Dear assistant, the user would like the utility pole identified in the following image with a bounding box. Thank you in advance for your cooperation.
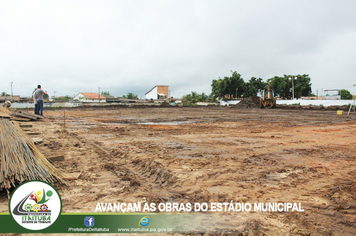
[11,82,13,101]
[290,76,297,100]
[98,87,100,104]
[54,90,57,98]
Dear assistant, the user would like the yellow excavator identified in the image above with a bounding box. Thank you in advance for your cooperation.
[260,84,277,108]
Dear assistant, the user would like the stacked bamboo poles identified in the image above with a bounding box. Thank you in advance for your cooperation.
[0,120,64,189]
[0,106,10,117]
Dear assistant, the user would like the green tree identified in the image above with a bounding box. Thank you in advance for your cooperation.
[339,89,353,100]
[101,91,110,95]
[211,71,246,99]
[267,74,311,99]
[212,72,313,100]
[183,91,198,103]
[1,92,10,96]
[52,95,71,102]
[182,91,210,103]
[125,93,138,99]
[61,95,71,102]
[267,75,291,99]
[244,77,267,97]
[211,78,224,99]
[197,92,208,102]
[294,74,312,98]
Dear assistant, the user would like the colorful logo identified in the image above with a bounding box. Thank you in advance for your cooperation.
[9,181,62,230]
[84,216,95,227]
[138,216,150,226]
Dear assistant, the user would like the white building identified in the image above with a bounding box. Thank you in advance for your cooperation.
[145,85,169,100]
[73,93,106,102]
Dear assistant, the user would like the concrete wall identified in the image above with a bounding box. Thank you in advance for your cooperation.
[220,99,355,107]
[11,102,82,109]
[276,99,354,107]
[219,100,241,106]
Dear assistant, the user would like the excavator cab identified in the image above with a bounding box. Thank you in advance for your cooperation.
[260,84,277,108]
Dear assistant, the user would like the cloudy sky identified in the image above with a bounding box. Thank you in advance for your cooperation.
[1,0,356,98]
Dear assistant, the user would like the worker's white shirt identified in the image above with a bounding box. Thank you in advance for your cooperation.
[33,91,37,104]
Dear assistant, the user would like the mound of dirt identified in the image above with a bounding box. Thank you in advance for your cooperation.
[160,101,170,107]
[235,96,261,109]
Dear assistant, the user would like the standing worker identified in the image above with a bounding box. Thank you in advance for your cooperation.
[34,85,47,116]
[32,88,38,114]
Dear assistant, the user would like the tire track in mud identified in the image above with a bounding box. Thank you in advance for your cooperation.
[82,137,187,207]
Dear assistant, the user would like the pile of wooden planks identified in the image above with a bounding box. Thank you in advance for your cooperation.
[0,108,45,122]
[9,111,44,122]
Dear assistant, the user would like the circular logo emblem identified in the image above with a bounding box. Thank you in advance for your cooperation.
[9,180,62,230]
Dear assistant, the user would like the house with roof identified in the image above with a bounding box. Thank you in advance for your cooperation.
[73,92,106,102]
[145,85,169,100]
[102,95,121,103]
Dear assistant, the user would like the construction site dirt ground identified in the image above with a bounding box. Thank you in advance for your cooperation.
[1,106,356,235]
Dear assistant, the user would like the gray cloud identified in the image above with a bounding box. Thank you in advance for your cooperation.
[1,0,356,98]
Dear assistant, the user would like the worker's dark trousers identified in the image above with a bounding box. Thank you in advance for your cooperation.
[34,103,38,114]
[37,100,44,116]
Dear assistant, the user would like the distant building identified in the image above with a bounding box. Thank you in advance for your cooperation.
[0,95,20,103]
[73,93,106,102]
[102,95,122,103]
[145,85,169,100]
